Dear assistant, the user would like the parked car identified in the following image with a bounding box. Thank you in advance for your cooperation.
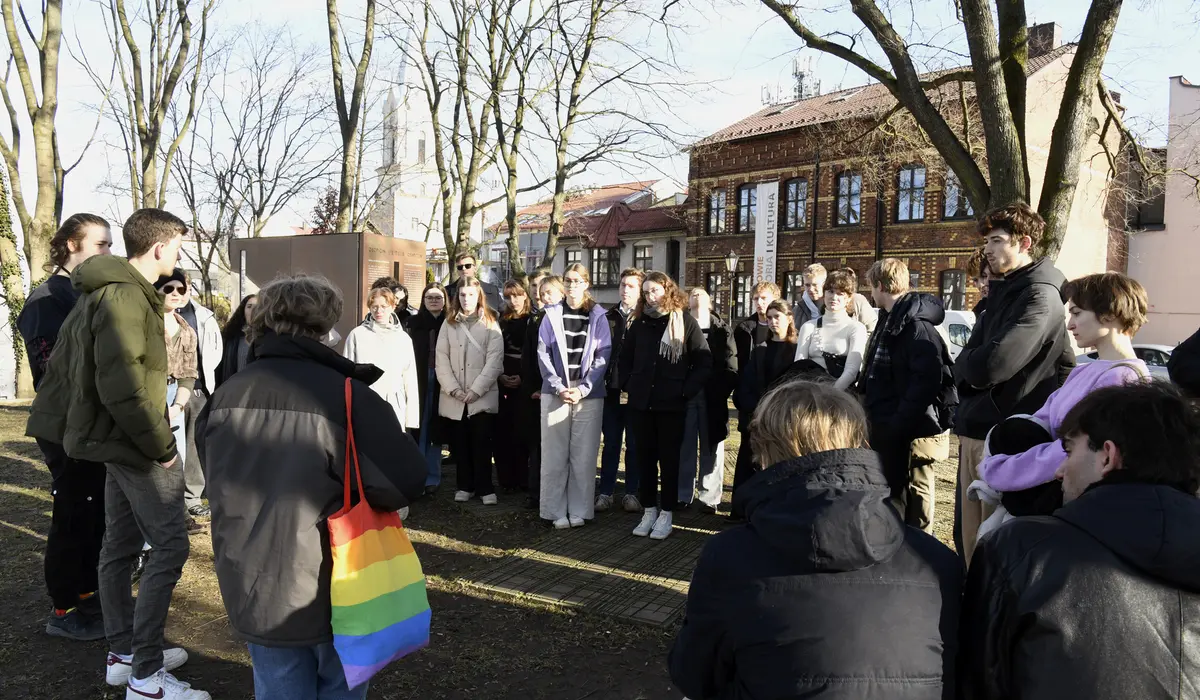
[936,310,975,362]
[1076,344,1172,379]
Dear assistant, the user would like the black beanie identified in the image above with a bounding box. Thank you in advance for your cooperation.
[154,268,187,291]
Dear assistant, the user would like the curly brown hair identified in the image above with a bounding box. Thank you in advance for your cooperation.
[977,201,1045,248]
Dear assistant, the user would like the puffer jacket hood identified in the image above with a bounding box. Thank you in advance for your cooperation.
[883,292,945,335]
[72,255,162,311]
[736,448,905,571]
[1059,481,1200,591]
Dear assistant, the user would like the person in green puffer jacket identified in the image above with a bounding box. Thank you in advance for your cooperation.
[27,208,213,700]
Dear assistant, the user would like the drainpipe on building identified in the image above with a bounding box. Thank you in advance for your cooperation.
[810,146,821,264]
[875,190,885,262]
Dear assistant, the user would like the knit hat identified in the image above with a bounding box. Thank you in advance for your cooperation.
[154,268,188,291]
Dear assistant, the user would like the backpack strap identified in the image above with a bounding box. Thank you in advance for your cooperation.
[1102,360,1150,382]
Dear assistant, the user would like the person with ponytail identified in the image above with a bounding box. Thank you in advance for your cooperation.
[16,213,113,641]
[536,263,611,528]
[436,277,505,505]
[618,271,712,540]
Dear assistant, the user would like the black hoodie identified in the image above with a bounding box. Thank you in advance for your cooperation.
[953,257,1075,439]
[16,274,80,389]
[670,448,962,700]
[959,482,1200,700]
[861,292,953,441]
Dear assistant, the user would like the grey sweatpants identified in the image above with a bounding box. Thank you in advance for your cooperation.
[98,461,190,680]
[539,395,602,522]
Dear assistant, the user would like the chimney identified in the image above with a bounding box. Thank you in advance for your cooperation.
[1028,22,1062,58]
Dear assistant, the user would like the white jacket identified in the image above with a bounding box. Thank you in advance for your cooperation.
[435,314,503,419]
[343,318,421,429]
[191,302,224,393]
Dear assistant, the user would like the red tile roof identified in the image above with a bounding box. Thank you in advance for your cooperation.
[696,44,1077,147]
[559,203,688,248]
[508,180,659,229]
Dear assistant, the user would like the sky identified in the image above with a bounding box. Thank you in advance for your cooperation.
[15,0,1200,243]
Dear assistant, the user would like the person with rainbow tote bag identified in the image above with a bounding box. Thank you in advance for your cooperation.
[199,275,428,700]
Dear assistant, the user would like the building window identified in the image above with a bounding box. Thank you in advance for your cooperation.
[783,178,808,230]
[909,271,921,290]
[706,272,725,312]
[785,270,804,303]
[897,164,926,222]
[525,249,543,272]
[941,269,966,311]
[411,218,421,233]
[417,137,426,164]
[590,248,620,288]
[496,249,509,276]
[836,171,862,225]
[708,190,726,235]
[565,248,582,267]
[735,271,753,317]
[633,244,653,271]
[944,170,975,220]
[737,185,757,233]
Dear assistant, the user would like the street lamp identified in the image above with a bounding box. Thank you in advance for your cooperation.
[724,251,739,320]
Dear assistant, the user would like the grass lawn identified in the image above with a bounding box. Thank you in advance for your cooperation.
[0,404,957,700]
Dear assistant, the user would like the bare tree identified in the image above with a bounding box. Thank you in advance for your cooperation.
[103,0,215,212]
[327,0,376,234]
[746,0,1125,259]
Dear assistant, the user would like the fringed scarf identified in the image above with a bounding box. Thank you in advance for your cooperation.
[645,306,685,363]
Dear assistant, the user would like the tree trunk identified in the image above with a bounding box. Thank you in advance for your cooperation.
[0,173,32,397]
[326,0,375,234]
[1035,0,1123,260]
[996,0,1029,201]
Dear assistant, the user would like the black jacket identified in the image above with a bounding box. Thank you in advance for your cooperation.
[959,481,1200,700]
[862,293,950,442]
[953,258,1074,439]
[16,275,80,389]
[670,449,961,700]
[699,313,738,444]
[520,306,548,441]
[605,304,636,390]
[409,308,447,443]
[197,333,426,647]
[446,278,502,317]
[733,339,798,431]
[618,310,712,412]
[732,314,768,374]
[1168,326,1200,397]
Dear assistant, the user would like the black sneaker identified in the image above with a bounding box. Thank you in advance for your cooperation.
[523,495,539,510]
[186,517,206,534]
[46,608,105,641]
[187,504,211,518]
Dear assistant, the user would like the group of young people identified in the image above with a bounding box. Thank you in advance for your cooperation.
[669,201,1200,700]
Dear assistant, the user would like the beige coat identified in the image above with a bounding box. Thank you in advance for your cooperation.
[435,315,504,419]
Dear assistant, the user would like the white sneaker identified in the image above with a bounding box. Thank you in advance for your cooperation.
[632,507,659,537]
[569,516,585,528]
[594,494,613,512]
[398,506,410,520]
[454,491,474,502]
[553,517,571,530]
[125,668,210,699]
[649,510,674,540]
[107,649,189,686]
[481,494,498,505]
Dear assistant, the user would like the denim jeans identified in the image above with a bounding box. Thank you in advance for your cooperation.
[247,643,368,700]
[597,394,639,497]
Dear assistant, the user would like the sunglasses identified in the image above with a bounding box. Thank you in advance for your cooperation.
[161,284,186,294]
[456,263,475,271]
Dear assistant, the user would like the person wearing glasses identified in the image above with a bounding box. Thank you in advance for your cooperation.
[445,252,502,314]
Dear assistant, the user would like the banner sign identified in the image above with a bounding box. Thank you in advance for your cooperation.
[753,180,779,286]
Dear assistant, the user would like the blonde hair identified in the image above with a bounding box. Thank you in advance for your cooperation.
[447,277,497,327]
[803,263,827,281]
[689,287,712,309]
[367,287,398,308]
[750,380,869,467]
[564,262,596,311]
[540,274,566,297]
[867,258,910,295]
[249,275,343,342]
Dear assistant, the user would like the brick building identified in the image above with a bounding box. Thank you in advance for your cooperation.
[685,23,1118,319]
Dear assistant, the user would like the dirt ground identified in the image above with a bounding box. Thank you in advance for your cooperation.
[0,404,958,700]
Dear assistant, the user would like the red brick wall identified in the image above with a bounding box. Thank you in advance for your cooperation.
[686,126,984,311]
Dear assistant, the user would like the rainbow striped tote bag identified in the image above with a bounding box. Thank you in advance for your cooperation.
[328,378,431,688]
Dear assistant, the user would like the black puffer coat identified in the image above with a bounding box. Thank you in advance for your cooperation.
[700,313,738,444]
[409,307,447,444]
[618,310,712,412]
[197,333,427,646]
[959,480,1200,700]
[1168,325,1200,397]
[670,448,961,699]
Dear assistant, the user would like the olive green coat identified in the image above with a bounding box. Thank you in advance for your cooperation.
[26,255,177,469]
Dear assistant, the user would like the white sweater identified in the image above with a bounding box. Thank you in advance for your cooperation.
[343,320,421,429]
[795,312,868,391]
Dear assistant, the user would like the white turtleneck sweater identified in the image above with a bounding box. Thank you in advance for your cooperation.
[795,311,868,391]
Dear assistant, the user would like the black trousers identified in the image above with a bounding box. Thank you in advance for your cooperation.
[451,410,496,497]
[730,431,760,517]
[493,387,529,490]
[631,408,686,512]
[37,439,107,611]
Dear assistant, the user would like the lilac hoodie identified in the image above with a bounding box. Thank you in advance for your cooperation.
[979,359,1149,491]
[536,301,612,399]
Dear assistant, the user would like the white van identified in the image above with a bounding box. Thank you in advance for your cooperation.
[936,310,976,362]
